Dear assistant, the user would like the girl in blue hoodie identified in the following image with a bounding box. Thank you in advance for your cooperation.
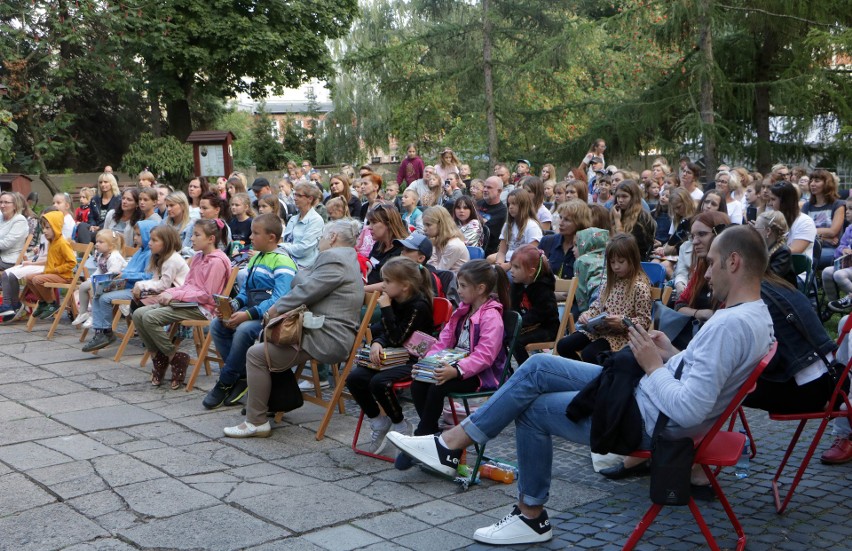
[82,221,186,353]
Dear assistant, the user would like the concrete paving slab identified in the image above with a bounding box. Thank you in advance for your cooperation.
[0,365,58,383]
[38,433,119,460]
[25,390,124,415]
[301,524,383,551]
[62,539,138,551]
[0,503,107,550]
[0,441,73,470]
[0,472,57,516]
[130,445,229,477]
[27,459,110,500]
[92,454,167,486]
[38,357,116,377]
[54,403,165,431]
[353,511,432,539]
[232,481,388,533]
[0,415,75,446]
[7,345,98,365]
[119,504,289,550]
[0,400,42,421]
[395,526,472,551]
[113,477,220,517]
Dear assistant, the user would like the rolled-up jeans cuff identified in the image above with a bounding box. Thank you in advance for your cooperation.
[460,416,490,446]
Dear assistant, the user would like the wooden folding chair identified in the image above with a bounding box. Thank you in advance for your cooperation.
[27,241,93,339]
[352,296,454,461]
[769,315,852,513]
[650,286,673,306]
[524,277,578,356]
[0,234,32,304]
[280,291,379,441]
[623,342,777,551]
[447,310,523,485]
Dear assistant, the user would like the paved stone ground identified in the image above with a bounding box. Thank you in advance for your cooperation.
[2,318,852,550]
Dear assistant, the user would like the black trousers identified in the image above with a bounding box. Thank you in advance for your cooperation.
[411,375,481,435]
[743,371,835,414]
[556,331,612,364]
[345,364,413,423]
[514,326,558,365]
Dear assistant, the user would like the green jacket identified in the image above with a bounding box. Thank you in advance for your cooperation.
[574,227,609,311]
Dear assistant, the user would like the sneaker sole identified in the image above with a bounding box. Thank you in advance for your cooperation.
[386,434,456,477]
[473,529,552,546]
[223,429,272,439]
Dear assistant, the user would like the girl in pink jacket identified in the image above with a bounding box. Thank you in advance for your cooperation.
[408,260,510,440]
[132,219,232,389]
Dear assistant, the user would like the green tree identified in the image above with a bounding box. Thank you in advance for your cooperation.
[249,108,288,171]
[120,134,194,189]
[0,109,16,172]
[215,108,255,170]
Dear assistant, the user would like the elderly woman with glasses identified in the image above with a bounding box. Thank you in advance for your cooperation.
[0,192,28,272]
[280,183,324,269]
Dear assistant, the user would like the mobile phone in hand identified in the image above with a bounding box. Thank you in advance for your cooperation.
[622,316,636,330]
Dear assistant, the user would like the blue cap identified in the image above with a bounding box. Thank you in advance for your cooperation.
[394,232,433,262]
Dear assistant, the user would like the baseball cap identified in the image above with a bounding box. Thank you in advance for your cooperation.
[516,159,531,166]
[394,233,433,262]
[251,177,270,192]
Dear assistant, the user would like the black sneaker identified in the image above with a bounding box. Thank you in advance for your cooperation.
[82,331,116,352]
[38,302,60,319]
[473,506,553,545]
[223,378,248,406]
[202,381,233,410]
[386,432,462,476]
[829,296,852,313]
[32,301,47,318]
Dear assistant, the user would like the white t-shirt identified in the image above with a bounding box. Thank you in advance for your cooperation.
[689,187,704,204]
[787,212,816,260]
[536,205,553,227]
[726,199,744,225]
[501,221,543,261]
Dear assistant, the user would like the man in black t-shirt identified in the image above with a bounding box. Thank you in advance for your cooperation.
[476,176,507,256]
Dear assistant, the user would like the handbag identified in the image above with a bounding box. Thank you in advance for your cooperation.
[263,304,308,348]
[649,359,695,506]
[267,369,304,412]
[654,302,701,350]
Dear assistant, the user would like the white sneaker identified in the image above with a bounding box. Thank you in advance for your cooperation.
[82,317,93,329]
[71,312,90,326]
[298,379,330,391]
[386,432,461,477]
[473,506,553,545]
[223,421,272,438]
[365,416,392,454]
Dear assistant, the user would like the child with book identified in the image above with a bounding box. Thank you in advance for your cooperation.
[509,244,559,364]
[72,229,128,328]
[202,214,298,409]
[557,233,652,363]
[82,222,187,352]
[22,210,77,320]
[399,259,509,470]
[133,219,231,389]
[345,257,434,454]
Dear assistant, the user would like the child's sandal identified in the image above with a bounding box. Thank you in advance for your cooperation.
[151,352,169,387]
[170,352,191,390]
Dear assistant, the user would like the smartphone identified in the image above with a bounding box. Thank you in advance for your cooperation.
[622,316,636,330]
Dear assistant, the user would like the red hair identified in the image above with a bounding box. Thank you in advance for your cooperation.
[511,244,552,281]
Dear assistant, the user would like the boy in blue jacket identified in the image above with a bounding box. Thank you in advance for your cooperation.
[203,214,297,409]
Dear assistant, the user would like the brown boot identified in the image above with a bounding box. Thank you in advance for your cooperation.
[151,352,169,387]
[170,352,191,390]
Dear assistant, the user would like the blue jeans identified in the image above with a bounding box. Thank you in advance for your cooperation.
[92,289,133,330]
[460,354,602,508]
[210,317,262,386]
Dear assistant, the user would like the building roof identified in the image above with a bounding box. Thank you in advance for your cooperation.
[259,100,333,115]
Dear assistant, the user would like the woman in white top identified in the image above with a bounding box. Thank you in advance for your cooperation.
[102,189,141,247]
[681,162,704,205]
[0,191,28,270]
[422,206,469,273]
[488,189,543,272]
[522,176,553,231]
[769,181,816,261]
[714,170,743,224]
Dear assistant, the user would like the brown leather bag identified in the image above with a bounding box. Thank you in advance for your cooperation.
[263,304,307,349]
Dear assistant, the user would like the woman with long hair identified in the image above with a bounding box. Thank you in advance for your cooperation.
[674,211,731,323]
[802,169,845,268]
[422,206,469,273]
[769,181,817,260]
[434,147,461,182]
[186,177,209,219]
[610,180,657,261]
[364,204,409,293]
[325,173,362,218]
[103,188,142,247]
[522,176,552,231]
[89,172,122,231]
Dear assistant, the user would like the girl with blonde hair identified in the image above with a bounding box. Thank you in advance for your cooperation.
[422,206,470,273]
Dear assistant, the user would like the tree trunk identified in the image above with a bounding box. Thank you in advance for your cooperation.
[482,0,498,172]
[753,31,778,174]
[150,93,162,138]
[697,0,716,182]
[166,97,193,142]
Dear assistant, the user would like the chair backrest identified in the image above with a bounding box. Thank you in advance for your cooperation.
[650,286,673,305]
[122,245,139,258]
[641,262,667,288]
[498,310,523,385]
[432,297,453,330]
[551,278,579,354]
[70,241,95,279]
[466,246,485,260]
[13,234,33,266]
[221,266,240,297]
[695,341,777,452]
[554,277,575,294]
[791,254,813,293]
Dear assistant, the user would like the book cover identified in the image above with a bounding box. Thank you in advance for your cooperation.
[404,331,438,358]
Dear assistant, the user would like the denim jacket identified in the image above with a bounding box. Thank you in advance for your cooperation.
[760,281,834,383]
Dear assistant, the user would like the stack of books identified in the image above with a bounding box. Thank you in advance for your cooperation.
[411,348,469,383]
[356,347,411,371]
[91,273,126,297]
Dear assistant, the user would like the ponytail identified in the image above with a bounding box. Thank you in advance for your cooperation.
[458,259,510,312]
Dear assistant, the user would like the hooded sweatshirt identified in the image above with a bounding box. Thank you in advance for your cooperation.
[573,227,609,311]
[42,211,76,281]
[168,249,231,317]
[121,220,157,286]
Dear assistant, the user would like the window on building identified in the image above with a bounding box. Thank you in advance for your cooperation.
[269,121,279,140]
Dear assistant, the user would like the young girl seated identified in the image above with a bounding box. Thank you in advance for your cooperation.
[453,195,484,247]
[133,219,231,389]
[23,210,77,320]
[52,192,76,238]
[82,222,188,352]
[138,187,162,223]
[75,187,93,224]
[422,206,469,273]
[400,189,423,232]
[228,192,254,260]
[182,192,232,257]
[398,260,509,469]
[346,257,434,454]
[557,233,652,363]
[509,245,559,364]
[488,189,543,272]
[72,229,128,328]
[325,196,350,222]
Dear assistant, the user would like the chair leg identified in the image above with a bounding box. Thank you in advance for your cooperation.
[351,409,395,463]
[772,418,833,514]
[771,419,808,513]
[185,330,214,392]
[114,320,135,362]
[47,289,73,340]
[702,464,744,550]
[622,504,663,550]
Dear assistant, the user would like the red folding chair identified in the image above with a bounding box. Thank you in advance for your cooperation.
[623,342,777,551]
[769,315,852,513]
[352,297,454,461]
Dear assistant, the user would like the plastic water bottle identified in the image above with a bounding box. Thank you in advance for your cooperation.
[734,430,750,479]
[479,463,515,484]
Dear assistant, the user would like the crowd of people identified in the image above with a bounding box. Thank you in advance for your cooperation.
[0,143,849,545]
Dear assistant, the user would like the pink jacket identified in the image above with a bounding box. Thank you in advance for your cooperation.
[168,249,231,315]
[426,297,506,390]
